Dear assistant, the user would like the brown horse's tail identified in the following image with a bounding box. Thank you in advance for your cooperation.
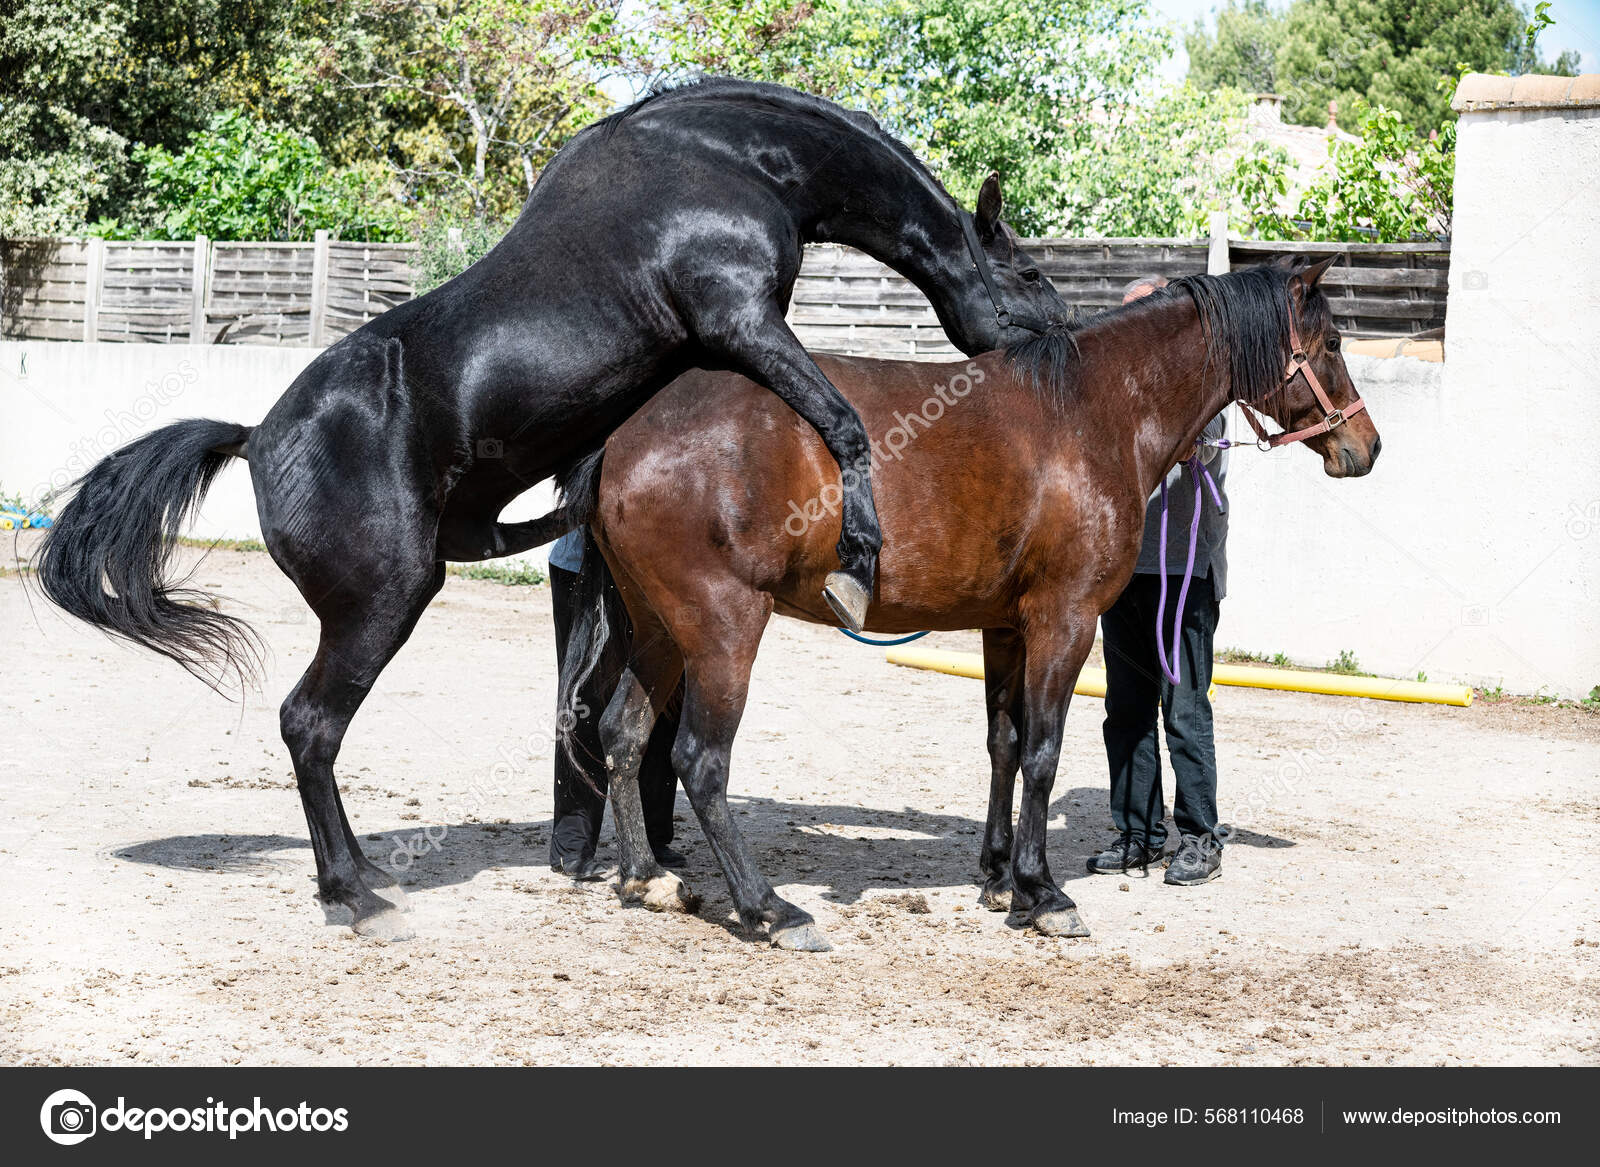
[553,449,612,774]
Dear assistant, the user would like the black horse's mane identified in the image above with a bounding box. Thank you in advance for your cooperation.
[1005,263,1328,407]
[596,77,948,196]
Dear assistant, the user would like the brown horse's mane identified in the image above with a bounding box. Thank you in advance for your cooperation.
[1004,264,1331,409]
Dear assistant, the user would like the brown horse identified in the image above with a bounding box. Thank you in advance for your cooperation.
[557,256,1379,950]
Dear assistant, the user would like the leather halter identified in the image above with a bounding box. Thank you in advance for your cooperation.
[1237,303,1367,448]
[959,211,1053,335]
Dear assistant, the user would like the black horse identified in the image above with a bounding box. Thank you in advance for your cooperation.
[35,78,1067,939]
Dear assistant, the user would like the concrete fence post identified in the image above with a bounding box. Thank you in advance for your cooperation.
[1207,210,1230,276]
[189,235,210,343]
[82,236,104,342]
[309,229,331,348]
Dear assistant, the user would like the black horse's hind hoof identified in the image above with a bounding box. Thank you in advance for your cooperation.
[352,903,415,942]
[1030,902,1090,938]
[823,571,869,632]
[770,920,833,951]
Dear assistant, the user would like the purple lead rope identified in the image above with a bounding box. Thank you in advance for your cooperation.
[1155,455,1225,685]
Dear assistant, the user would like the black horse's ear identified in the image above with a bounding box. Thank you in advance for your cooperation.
[976,171,1003,237]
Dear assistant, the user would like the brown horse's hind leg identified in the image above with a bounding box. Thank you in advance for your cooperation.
[979,628,1027,912]
[598,632,698,915]
[662,595,828,950]
[1010,613,1096,939]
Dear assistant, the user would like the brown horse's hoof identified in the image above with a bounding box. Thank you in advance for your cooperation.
[979,877,1014,913]
[620,872,700,914]
[823,571,869,632]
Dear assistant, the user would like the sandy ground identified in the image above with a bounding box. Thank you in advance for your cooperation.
[2,538,1597,1066]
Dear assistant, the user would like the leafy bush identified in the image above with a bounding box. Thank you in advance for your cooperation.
[109,111,409,242]
[411,217,515,293]
[1291,107,1453,242]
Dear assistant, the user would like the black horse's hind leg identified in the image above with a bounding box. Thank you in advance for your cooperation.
[701,298,882,631]
[1009,614,1094,938]
[979,628,1026,912]
[279,561,445,940]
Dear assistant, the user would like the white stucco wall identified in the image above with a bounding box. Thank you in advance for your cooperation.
[0,340,558,565]
[1225,104,1600,698]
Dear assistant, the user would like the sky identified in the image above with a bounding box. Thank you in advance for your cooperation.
[1149,0,1600,79]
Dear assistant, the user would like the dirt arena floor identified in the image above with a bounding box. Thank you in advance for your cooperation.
[3,538,1597,1066]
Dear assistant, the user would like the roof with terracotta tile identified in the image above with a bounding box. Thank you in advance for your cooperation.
[1452,72,1600,112]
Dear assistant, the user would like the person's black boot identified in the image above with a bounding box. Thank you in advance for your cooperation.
[1164,833,1222,885]
[1086,833,1167,875]
[651,844,688,868]
[551,852,611,882]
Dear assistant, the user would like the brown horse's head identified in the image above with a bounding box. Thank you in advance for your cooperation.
[1177,256,1381,478]
[1277,256,1381,478]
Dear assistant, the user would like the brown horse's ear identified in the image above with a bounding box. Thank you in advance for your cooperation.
[976,171,1003,237]
[1293,255,1338,288]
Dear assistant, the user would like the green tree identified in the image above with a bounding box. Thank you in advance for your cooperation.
[1059,85,1266,237]
[1184,0,1284,96]
[0,0,315,233]
[312,1,648,223]
[1186,0,1579,133]
[654,0,1175,236]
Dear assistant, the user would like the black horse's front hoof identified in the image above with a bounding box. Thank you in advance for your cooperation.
[823,571,869,632]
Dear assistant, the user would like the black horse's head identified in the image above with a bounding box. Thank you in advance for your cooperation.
[956,172,1072,354]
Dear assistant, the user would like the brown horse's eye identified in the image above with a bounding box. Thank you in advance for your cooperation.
[1327,335,1341,351]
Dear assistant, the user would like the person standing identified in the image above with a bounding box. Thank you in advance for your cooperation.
[1088,276,1228,885]
[547,528,684,879]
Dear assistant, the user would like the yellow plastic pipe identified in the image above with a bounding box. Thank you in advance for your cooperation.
[883,647,1201,700]
[885,646,1471,707]
[1209,663,1472,706]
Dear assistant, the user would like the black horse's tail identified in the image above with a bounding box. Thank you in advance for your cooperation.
[553,448,613,773]
[34,418,264,691]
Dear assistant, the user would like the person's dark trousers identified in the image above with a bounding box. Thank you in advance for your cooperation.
[1100,572,1221,852]
[549,561,680,869]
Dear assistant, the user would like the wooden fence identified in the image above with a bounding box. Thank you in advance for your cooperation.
[2,230,1449,355]
[1,233,416,346]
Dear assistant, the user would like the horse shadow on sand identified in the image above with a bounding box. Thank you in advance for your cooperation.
[113,788,1295,913]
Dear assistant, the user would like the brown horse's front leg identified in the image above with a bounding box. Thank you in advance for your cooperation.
[979,628,1026,911]
[1009,617,1095,938]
